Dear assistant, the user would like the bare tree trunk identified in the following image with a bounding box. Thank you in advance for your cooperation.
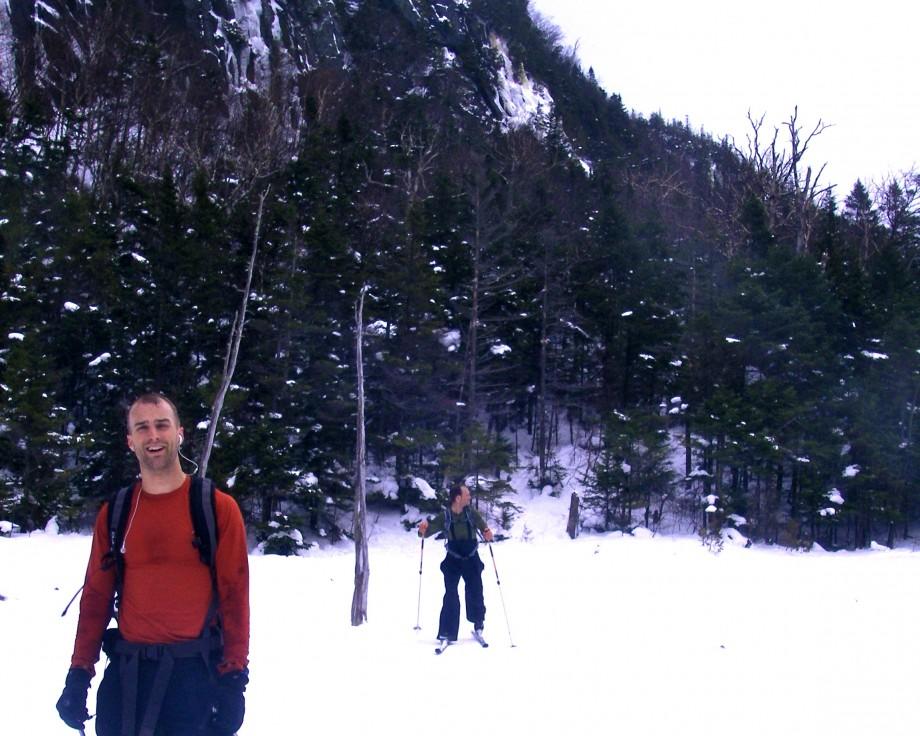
[737,108,831,255]
[468,198,481,429]
[537,255,549,484]
[459,189,483,468]
[199,187,269,478]
[351,285,370,626]
[785,107,831,254]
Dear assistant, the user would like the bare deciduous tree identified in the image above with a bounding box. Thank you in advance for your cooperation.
[737,107,833,254]
[351,284,370,626]
[785,108,834,253]
[199,187,269,478]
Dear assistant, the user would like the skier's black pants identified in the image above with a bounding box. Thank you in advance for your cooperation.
[438,552,485,640]
[96,647,216,736]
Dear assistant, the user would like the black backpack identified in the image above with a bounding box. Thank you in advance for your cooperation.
[442,506,479,559]
[105,476,218,618]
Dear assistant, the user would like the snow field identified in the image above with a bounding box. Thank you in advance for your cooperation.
[2,510,919,735]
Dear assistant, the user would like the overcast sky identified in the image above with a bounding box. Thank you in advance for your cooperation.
[528,0,919,199]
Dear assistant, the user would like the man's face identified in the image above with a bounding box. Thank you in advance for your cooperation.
[126,400,182,474]
[458,485,471,508]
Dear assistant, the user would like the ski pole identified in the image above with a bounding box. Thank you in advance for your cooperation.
[480,532,515,647]
[413,536,425,630]
[61,584,84,617]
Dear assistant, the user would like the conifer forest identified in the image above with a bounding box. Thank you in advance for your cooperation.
[1,0,917,550]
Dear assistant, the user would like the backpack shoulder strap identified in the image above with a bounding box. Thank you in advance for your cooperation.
[463,507,478,541]
[189,476,222,636]
[105,484,135,617]
[189,476,218,569]
[107,484,134,555]
[443,507,452,540]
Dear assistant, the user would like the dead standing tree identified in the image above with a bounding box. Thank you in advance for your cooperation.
[785,108,834,253]
[199,187,270,478]
[351,285,370,626]
[738,107,833,254]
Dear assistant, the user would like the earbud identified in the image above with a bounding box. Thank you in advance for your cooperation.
[178,434,184,445]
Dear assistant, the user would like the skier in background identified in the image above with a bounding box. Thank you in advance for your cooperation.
[418,482,493,644]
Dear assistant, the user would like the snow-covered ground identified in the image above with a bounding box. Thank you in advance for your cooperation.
[2,487,920,735]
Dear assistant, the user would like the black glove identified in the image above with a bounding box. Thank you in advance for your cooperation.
[56,668,91,730]
[209,668,248,734]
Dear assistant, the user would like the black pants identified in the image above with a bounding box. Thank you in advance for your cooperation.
[96,654,215,736]
[438,552,486,640]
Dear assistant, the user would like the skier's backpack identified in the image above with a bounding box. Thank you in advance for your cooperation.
[442,506,478,559]
[105,475,218,618]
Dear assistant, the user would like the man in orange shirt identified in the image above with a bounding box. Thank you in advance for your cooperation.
[56,393,250,735]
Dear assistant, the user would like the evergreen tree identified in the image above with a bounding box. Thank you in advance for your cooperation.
[584,409,675,532]
[843,180,883,264]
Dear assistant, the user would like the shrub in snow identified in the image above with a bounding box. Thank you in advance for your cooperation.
[256,512,311,556]
[411,476,437,501]
[527,452,566,495]
[722,527,751,548]
[386,474,438,510]
[366,475,402,505]
[585,410,674,533]
[701,529,724,554]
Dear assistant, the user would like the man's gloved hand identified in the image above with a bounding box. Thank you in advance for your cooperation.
[56,668,91,730]
[210,668,248,734]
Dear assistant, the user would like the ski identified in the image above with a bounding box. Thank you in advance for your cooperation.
[436,632,487,653]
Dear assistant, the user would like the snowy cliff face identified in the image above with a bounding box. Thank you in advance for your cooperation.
[6,0,555,136]
[490,33,554,132]
[184,0,346,91]
[0,1,14,94]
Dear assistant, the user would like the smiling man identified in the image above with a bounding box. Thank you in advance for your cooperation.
[56,392,250,736]
[128,395,184,477]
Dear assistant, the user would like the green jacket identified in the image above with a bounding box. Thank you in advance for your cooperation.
[423,506,487,541]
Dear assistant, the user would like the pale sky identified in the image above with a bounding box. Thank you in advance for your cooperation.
[528,0,919,199]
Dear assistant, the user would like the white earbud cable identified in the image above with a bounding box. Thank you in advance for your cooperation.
[120,490,141,554]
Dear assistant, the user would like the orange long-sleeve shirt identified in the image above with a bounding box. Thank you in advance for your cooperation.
[71,476,250,675]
